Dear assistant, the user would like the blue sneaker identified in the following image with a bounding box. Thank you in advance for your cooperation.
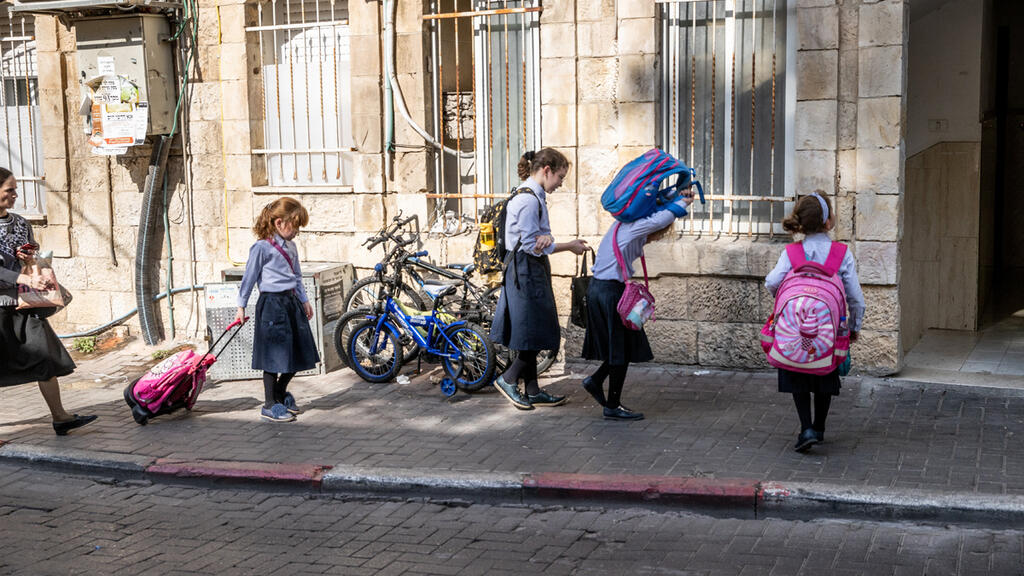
[282,392,301,415]
[260,403,295,422]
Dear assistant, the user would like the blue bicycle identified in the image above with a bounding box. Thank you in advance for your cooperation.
[347,260,496,393]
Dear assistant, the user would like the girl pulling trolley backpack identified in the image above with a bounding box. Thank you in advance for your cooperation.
[123,317,248,425]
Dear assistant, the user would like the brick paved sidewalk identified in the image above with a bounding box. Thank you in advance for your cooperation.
[2,339,1024,498]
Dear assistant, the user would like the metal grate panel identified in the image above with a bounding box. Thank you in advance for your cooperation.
[205,262,354,381]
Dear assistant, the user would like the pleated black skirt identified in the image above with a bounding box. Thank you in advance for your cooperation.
[0,307,76,387]
[777,368,841,396]
[251,291,320,374]
[581,278,654,366]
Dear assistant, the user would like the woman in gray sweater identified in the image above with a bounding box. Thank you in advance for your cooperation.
[0,168,96,435]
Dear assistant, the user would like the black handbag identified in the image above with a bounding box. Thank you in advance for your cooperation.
[570,251,591,328]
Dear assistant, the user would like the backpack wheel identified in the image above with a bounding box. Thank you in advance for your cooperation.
[123,381,150,425]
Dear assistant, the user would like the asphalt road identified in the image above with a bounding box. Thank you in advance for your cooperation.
[1,463,1021,576]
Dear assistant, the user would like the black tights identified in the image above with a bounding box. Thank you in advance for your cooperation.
[502,350,540,395]
[263,371,295,408]
[589,362,629,408]
[792,392,832,432]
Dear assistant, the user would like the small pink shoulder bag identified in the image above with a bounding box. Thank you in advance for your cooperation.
[612,223,655,331]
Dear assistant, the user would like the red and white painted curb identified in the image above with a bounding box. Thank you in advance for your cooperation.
[4,441,1024,524]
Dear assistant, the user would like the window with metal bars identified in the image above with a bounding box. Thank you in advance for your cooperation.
[0,6,43,217]
[426,0,541,231]
[249,0,354,187]
[659,0,793,237]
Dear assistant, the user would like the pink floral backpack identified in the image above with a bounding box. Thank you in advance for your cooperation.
[760,242,850,375]
[612,223,656,331]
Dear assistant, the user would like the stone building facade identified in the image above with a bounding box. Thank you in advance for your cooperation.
[21,0,908,375]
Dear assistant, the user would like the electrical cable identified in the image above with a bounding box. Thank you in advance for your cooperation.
[58,285,205,339]
[384,0,472,159]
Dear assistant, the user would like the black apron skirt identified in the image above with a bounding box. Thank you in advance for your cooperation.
[251,291,320,374]
[581,278,654,366]
[0,307,76,387]
[490,252,561,352]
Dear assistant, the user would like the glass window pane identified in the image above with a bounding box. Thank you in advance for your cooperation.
[0,8,43,216]
[255,0,353,186]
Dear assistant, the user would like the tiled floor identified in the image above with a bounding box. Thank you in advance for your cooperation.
[904,313,1024,377]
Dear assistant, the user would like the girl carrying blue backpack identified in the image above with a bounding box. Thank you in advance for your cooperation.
[765,192,865,452]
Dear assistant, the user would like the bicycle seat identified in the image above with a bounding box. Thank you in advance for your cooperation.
[422,283,459,300]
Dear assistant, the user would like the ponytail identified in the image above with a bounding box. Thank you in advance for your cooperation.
[517,148,569,181]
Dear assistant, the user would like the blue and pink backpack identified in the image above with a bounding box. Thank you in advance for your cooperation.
[760,242,850,375]
[601,148,705,222]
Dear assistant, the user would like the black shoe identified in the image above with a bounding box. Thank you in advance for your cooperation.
[813,428,825,443]
[493,376,533,410]
[603,405,644,421]
[794,428,819,452]
[581,377,607,407]
[53,414,97,436]
[527,390,567,407]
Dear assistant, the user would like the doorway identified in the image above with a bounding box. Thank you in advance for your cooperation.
[980,6,1024,328]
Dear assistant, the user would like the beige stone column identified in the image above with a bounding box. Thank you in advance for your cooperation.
[791,0,906,374]
[34,15,71,258]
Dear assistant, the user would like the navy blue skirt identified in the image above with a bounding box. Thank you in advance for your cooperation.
[581,278,653,366]
[252,291,319,374]
[490,252,561,352]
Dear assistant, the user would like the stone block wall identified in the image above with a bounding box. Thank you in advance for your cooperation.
[31,0,906,375]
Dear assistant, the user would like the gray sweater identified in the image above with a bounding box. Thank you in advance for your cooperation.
[0,212,34,307]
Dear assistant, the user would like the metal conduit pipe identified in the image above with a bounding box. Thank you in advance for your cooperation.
[58,285,205,340]
[384,0,472,159]
[135,135,173,345]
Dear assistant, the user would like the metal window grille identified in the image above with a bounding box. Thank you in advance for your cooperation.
[659,0,793,237]
[425,0,541,230]
[0,5,42,217]
[248,0,354,187]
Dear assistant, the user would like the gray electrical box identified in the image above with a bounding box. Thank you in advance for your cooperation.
[75,15,176,134]
[205,263,356,382]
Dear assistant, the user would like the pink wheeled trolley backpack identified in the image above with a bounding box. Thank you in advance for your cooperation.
[760,243,850,375]
[123,317,247,425]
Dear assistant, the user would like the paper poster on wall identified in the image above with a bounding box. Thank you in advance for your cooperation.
[84,74,148,154]
[97,56,115,76]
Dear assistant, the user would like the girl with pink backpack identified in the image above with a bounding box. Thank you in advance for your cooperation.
[579,188,696,420]
[764,192,865,452]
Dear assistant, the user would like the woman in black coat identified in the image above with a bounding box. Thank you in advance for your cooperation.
[0,168,96,435]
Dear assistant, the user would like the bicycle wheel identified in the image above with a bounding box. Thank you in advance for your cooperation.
[333,308,376,368]
[536,349,558,374]
[345,277,427,313]
[347,320,402,383]
[335,307,415,364]
[441,323,496,391]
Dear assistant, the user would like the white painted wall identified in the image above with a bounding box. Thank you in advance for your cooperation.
[907,0,984,157]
